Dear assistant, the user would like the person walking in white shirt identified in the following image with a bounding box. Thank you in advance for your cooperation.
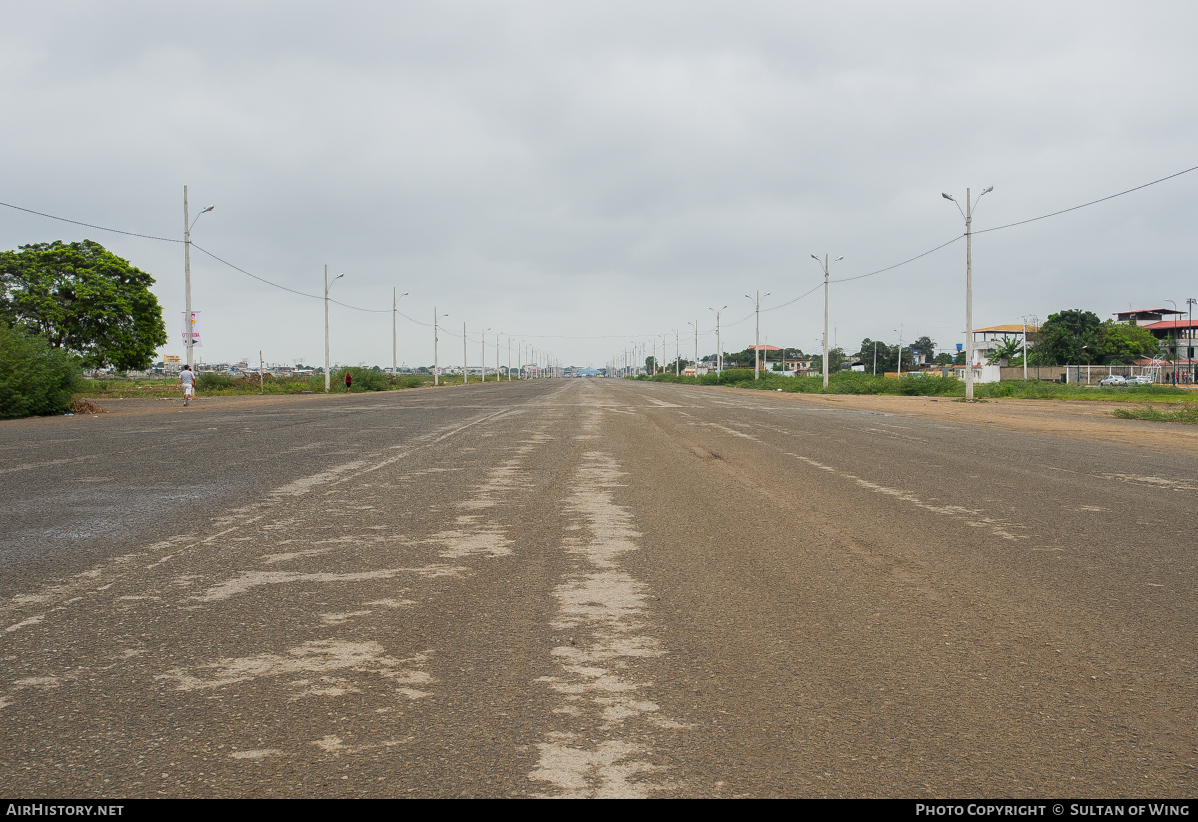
[177,365,196,406]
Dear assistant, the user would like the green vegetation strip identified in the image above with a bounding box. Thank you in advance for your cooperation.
[76,368,444,400]
[641,370,1195,402]
[1112,405,1198,424]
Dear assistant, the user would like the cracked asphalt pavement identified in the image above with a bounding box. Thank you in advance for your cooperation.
[1,379,1195,797]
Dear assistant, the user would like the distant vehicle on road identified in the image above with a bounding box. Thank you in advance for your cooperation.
[1100,375,1128,386]
[1125,375,1154,386]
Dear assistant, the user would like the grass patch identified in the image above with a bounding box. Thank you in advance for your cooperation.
[1113,405,1198,424]
[645,371,1195,401]
[75,372,445,399]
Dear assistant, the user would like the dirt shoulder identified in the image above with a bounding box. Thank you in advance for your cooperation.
[715,385,1198,455]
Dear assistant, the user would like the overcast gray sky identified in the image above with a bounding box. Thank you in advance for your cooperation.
[2,1,1196,368]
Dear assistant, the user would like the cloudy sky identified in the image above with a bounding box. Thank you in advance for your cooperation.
[2,1,1196,369]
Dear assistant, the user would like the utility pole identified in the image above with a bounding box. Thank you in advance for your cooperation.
[481,328,486,383]
[324,266,343,393]
[811,255,842,388]
[873,341,877,376]
[675,328,680,376]
[259,350,264,394]
[183,187,193,370]
[895,325,904,379]
[943,186,993,400]
[709,307,727,376]
[745,291,770,379]
[433,308,442,386]
[463,322,468,385]
[1188,298,1197,381]
[508,337,511,380]
[1022,317,1028,381]
[391,289,407,375]
[182,187,213,370]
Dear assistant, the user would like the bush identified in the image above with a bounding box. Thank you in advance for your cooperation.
[0,324,82,418]
[197,372,234,390]
[323,367,392,392]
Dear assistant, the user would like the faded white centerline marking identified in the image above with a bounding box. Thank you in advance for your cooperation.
[531,449,681,798]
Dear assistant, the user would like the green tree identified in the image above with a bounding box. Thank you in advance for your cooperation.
[1036,309,1104,366]
[858,338,895,373]
[1099,320,1159,364]
[0,240,167,370]
[810,347,848,374]
[0,323,82,418]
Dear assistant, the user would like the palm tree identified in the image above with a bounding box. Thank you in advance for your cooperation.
[987,336,1023,366]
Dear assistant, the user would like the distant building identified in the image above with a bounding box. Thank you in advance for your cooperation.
[970,324,1039,364]
[1114,307,1182,325]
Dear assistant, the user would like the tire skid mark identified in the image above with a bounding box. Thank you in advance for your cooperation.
[530,436,681,798]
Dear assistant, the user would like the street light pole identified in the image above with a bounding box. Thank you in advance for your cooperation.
[709,307,727,376]
[811,255,842,388]
[943,186,992,399]
[463,323,468,385]
[1188,298,1197,382]
[1166,299,1179,385]
[745,291,770,379]
[392,288,408,375]
[433,308,447,386]
[324,266,344,392]
[182,186,213,370]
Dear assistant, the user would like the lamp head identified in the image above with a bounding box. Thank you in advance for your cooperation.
[811,254,820,261]
[201,205,215,214]
[835,256,843,262]
[334,273,344,281]
[982,186,994,194]
[942,193,955,201]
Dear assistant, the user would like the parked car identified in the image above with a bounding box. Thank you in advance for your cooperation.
[1099,375,1127,386]
[1125,375,1154,386]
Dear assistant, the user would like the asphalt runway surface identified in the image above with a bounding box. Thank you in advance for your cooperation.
[1,378,1195,798]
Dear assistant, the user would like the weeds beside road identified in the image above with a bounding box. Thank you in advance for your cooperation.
[1113,404,1198,424]
[74,370,518,400]
[641,369,1195,403]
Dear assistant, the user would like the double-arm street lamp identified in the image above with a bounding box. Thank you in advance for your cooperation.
[943,186,993,399]
[182,187,214,369]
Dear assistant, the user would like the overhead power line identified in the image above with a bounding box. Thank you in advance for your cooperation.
[3,161,1195,342]
[0,200,181,243]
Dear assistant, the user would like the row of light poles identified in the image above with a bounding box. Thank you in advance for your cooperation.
[187,185,994,391]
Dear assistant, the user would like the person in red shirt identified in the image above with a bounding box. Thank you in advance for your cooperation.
[344,369,353,393]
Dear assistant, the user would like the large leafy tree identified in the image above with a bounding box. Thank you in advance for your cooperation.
[0,240,167,370]
[1035,309,1104,366]
[1100,320,1159,364]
